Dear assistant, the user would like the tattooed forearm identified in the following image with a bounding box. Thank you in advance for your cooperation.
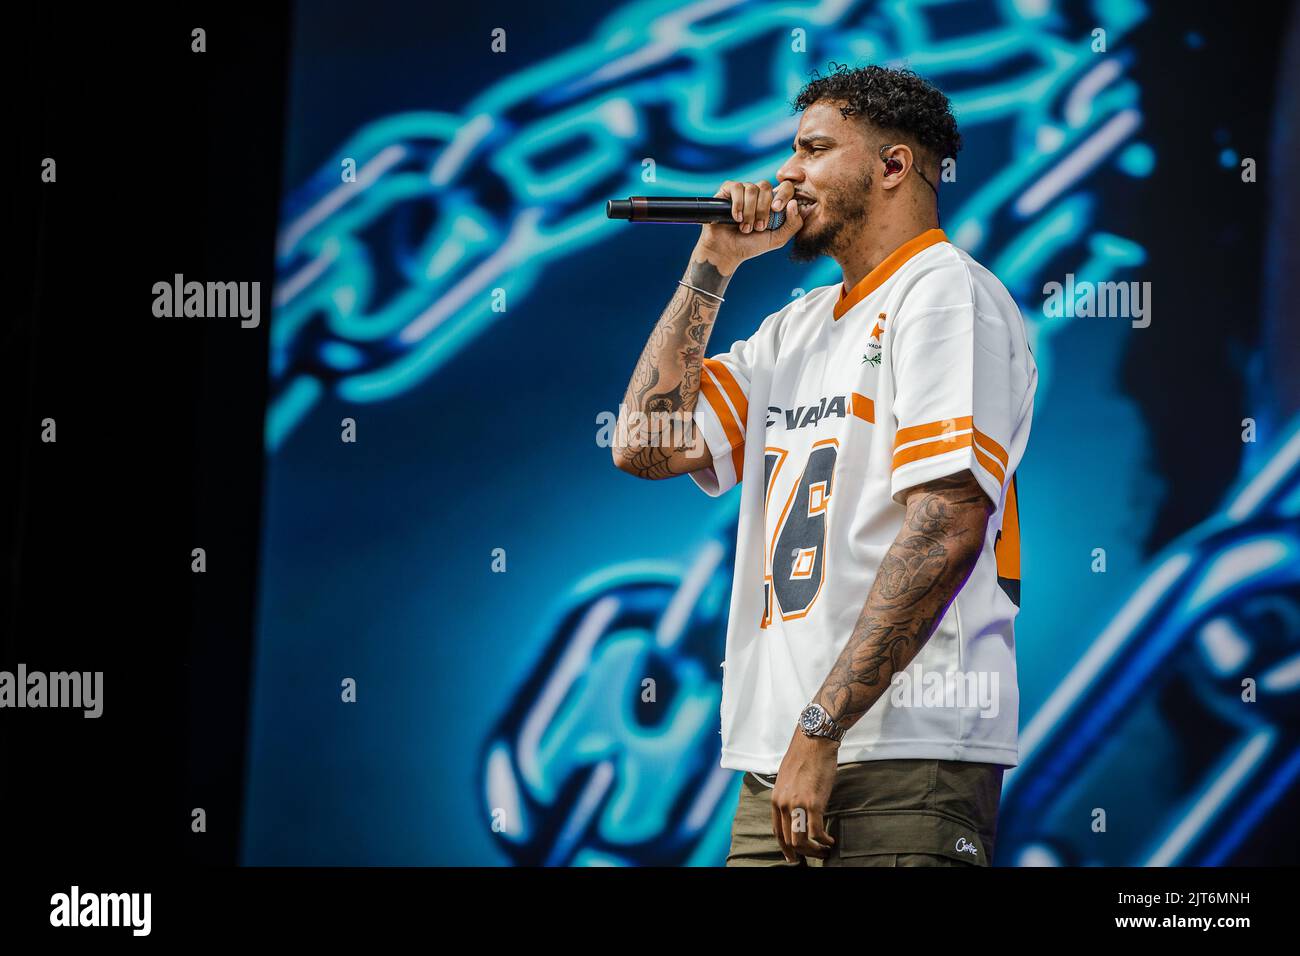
[618,443,681,480]
[612,247,738,479]
[813,473,993,728]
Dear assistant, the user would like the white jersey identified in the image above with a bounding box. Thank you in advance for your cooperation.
[690,228,1036,774]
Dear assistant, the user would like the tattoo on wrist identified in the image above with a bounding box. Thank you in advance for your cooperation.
[684,255,732,298]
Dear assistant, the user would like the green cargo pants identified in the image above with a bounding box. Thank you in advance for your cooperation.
[726,758,1007,867]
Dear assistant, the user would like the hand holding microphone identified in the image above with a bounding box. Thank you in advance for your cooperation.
[607,179,803,269]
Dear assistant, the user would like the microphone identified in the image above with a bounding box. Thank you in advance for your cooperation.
[607,196,786,230]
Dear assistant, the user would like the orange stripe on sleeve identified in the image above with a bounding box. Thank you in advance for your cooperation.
[699,369,741,440]
[700,367,745,482]
[972,444,1006,486]
[729,443,744,482]
[892,417,1009,489]
[891,431,1007,488]
[892,431,972,470]
[703,359,748,432]
[973,427,1009,469]
[894,416,973,450]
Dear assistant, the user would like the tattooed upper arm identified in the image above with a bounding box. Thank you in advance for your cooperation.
[899,471,994,541]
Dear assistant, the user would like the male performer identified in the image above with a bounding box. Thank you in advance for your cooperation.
[612,64,1036,866]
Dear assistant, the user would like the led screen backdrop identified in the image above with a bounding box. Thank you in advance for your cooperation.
[242,0,1299,864]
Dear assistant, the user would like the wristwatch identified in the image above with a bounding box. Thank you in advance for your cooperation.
[798,702,846,742]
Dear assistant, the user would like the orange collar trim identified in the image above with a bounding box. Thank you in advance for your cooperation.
[833,228,948,320]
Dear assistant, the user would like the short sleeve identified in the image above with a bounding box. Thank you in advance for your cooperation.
[689,334,755,498]
[889,303,1016,508]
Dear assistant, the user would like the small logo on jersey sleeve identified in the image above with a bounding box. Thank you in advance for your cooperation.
[861,312,886,366]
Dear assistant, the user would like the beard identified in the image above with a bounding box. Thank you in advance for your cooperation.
[788,169,872,263]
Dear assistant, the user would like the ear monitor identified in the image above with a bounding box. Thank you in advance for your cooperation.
[879,144,904,175]
[879,143,939,199]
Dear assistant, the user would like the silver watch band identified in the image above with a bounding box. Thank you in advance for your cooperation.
[803,707,846,741]
[817,716,846,741]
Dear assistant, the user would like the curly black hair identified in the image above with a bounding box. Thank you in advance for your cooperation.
[791,62,962,169]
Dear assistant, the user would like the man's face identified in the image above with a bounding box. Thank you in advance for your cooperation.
[775,100,876,262]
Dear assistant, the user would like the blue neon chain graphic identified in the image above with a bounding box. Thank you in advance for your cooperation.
[268,0,1150,450]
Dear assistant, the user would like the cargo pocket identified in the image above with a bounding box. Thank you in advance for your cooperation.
[828,810,989,867]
